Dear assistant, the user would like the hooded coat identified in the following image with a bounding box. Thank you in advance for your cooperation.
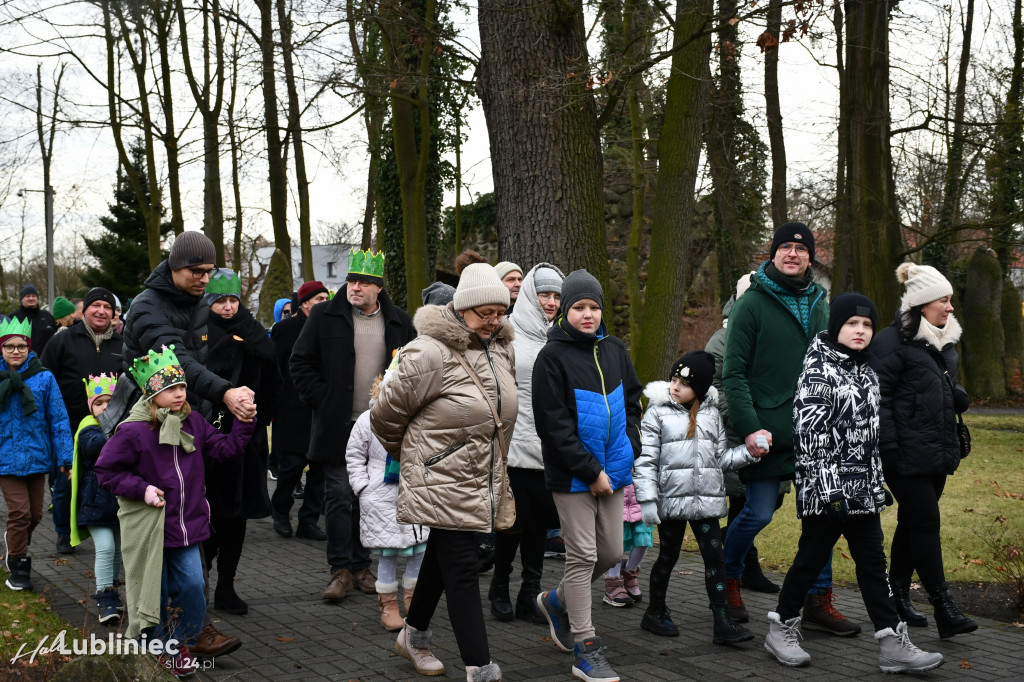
[634,383,757,521]
[793,332,887,517]
[869,313,966,477]
[370,304,518,533]
[506,262,564,471]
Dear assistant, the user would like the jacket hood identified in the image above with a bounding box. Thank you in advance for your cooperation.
[643,380,719,409]
[413,302,514,351]
[720,293,736,320]
[510,262,565,343]
[144,261,199,306]
[273,298,291,323]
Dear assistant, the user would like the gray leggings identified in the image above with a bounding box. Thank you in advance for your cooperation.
[88,525,122,591]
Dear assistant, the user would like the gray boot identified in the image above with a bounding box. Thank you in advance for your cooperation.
[764,611,811,667]
[876,622,944,673]
[466,661,502,681]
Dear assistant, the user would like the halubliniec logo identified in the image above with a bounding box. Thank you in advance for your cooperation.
[10,630,180,665]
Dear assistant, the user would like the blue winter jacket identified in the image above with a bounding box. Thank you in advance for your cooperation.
[0,353,74,476]
[533,317,643,493]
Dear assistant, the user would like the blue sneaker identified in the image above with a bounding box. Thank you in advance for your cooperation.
[95,587,121,624]
[572,636,619,682]
[537,590,573,653]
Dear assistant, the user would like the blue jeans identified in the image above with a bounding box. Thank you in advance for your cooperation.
[157,545,206,647]
[50,469,71,536]
[723,476,831,592]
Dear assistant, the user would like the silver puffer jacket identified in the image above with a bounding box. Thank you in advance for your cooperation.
[634,382,758,521]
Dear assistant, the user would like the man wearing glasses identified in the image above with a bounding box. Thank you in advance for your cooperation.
[721,222,860,637]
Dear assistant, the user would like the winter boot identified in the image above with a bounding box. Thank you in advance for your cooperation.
[395,620,445,676]
[711,604,754,645]
[4,555,32,591]
[488,574,514,622]
[602,575,632,607]
[622,561,643,604]
[889,576,927,627]
[741,545,780,593]
[377,588,404,632]
[466,661,502,681]
[764,612,810,667]
[725,578,748,623]
[876,622,944,673]
[214,581,249,615]
[95,586,121,624]
[514,531,547,623]
[640,601,679,637]
[926,582,978,638]
[802,587,862,636]
[403,582,415,615]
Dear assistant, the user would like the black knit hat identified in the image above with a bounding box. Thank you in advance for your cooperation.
[168,231,217,270]
[770,222,815,262]
[828,292,878,344]
[670,351,716,401]
[83,287,117,312]
[19,283,39,300]
[559,270,604,314]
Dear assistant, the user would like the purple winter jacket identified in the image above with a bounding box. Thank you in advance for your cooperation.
[95,413,256,548]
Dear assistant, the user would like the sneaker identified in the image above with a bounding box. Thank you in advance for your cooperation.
[544,535,566,559]
[4,555,32,591]
[158,644,198,678]
[876,622,944,673]
[602,576,632,607]
[56,535,76,554]
[572,636,619,682]
[537,590,574,653]
[725,578,748,623]
[95,587,121,624]
[765,611,810,667]
[640,603,679,637]
[803,587,862,636]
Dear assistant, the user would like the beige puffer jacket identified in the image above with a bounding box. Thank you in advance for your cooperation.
[370,303,518,533]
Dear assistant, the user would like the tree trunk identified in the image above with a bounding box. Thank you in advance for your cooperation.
[278,0,313,281]
[1002,278,1024,394]
[991,0,1023,274]
[635,0,713,383]
[154,4,185,237]
[764,0,787,225]
[833,1,847,240]
[257,0,292,261]
[226,9,244,270]
[624,0,648,362]
[832,0,902,320]
[347,0,385,251]
[962,247,1006,399]
[477,0,608,289]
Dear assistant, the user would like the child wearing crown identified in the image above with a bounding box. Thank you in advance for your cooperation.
[0,317,73,592]
[70,373,124,623]
[95,346,256,675]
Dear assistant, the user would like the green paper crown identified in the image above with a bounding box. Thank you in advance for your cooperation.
[348,249,385,279]
[83,373,118,401]
[205,269,241,297]
[0,317,32,341]
[128,345,186,400]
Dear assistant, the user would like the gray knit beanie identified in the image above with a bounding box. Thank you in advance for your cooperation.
[453,263,510,311]
[168,231,217,270]
[534,267,563,295]
[559,270,604,313]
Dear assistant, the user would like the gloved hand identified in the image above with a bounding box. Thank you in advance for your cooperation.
[883,488,894,507]
[640,501,661,527]
[824,498,849,523]
[144,485,165,508]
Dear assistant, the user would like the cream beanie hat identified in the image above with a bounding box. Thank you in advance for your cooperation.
[494,261,523,281]
[454,263,510,311]
[896,262,953,311]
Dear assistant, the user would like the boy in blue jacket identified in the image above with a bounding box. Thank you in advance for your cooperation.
[533,270,642,682]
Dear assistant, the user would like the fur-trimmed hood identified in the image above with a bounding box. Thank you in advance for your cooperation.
[643,381,719,410]
[413,302,514,351]
[914,312,962,351]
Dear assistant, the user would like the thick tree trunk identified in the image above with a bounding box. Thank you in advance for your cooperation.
[155,6,185,237]
[477,0,608,288]
[258,0,292,261]
[991,0,1023,274]
[962,247,1006,399]
[832,0,902,320]
[624,0,648,361]
[764,0,787,225]
[634,0,712,383]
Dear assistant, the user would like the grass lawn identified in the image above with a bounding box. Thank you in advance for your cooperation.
[0,566,80,676]
[701,413,1024,586]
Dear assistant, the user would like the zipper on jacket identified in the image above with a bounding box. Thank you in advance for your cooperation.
[173,445,188,546]
[593,343,611,441]
[425,441,467,467]
[483,344,500,530]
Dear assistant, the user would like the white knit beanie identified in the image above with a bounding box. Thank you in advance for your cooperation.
[494,261,523,281]
[735,272,754,299]
[896,262,953,310]
[454,263,510,311]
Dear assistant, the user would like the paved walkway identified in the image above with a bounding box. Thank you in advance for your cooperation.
[7,479,1023,681]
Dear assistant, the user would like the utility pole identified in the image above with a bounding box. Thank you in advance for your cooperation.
[17,186,56,302]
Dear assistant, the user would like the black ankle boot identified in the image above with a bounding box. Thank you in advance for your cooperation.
[711,604,754,645]
[214,582,249,615]
[890,576,927,627]
[640,601,679,637]
[515,531,547,623]
[926,582,977,638]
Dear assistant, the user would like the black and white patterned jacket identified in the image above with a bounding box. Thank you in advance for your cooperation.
[792,332,887,518]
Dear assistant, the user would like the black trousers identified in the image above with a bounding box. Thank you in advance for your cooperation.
[271,450,324,528]
[203,516,247,586]
[885,473,947,587]
[650,518,727,607]
[407,529,490,667]
[776,514,899,632]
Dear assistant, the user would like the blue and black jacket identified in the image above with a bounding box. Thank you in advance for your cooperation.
[532,316,643,493]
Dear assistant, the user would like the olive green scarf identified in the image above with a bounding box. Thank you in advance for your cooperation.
[123,397,196,453]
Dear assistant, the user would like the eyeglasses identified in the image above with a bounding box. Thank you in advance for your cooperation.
[2,344,29,353]
[471,308,503,324]
[189,266,218,280]
[777,243,809,255]
[537,292,561,304]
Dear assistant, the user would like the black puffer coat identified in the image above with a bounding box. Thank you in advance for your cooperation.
[270,311,312,455]
[122,261,232,413]
[203,305,280,520]
[13,305,56,354]
[869,314,967,477]
[40,322,124,428]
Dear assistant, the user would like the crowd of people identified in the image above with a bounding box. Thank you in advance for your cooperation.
[0,224,978,681]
